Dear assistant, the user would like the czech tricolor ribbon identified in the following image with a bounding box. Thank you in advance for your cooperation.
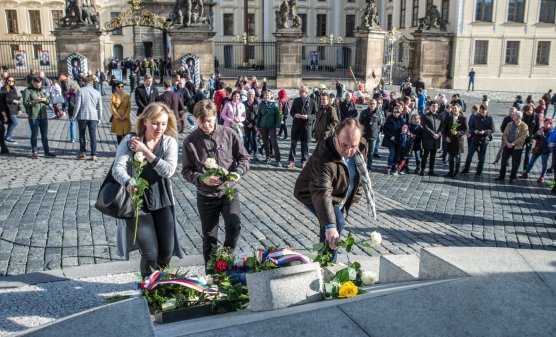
[256,248,311,266]
[140,270,217,294]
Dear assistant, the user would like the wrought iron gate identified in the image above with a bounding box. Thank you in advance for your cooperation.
[0,37,58,79]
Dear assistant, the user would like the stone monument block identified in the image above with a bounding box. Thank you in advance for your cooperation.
[53,27,103,76]
[354,27,386,90]
[246,262,323,312]
[170,27,216,78]
[411,31,453,88]
[273,29,303,88]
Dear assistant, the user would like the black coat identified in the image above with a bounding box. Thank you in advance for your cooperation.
[359,107,383,140]
[382,115,405,148]
[421,112,443,150]
[443,114,467,154]
[339,100,358,121]
[156,90,184,121]
[470,114,495,142]
[243,99,258,129]
[290,96,318,142]
[134,85,158,115]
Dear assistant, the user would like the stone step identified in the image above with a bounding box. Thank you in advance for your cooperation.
[418,248,469,280]
[378,254,420,283]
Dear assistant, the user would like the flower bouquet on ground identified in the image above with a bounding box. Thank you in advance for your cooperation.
[200,158,241,200]
[312,231,382,299]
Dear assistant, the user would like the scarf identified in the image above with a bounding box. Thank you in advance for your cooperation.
[354,151,377,219]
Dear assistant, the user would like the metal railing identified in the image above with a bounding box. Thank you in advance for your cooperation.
[301,41,356,79]
[214,41,276,79]
[0,39,59,79]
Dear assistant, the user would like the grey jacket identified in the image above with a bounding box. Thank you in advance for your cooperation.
[74,84,102,121]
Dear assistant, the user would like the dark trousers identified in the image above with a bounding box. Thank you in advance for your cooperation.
[277,123,288,139]
[126,207,175,278]
[288,139,309,163]
[116,135,124,144]
[365,138,376,170]
[29,118,50,154]
[305,204,345,263]
[522,143,532,171]
[421,148,437,174]
[260,127,281,162]
[244,127,257,157]
[0,122,8,153]
[463,139,489,175]
[448,153,461,175]
[78,120,98,156]
[499,147,523,179]
[197,191,241,264]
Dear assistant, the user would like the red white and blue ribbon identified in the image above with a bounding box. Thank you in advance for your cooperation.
[140,270,217,294]
[256,248,311,266]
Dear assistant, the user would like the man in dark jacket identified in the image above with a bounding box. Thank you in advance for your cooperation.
[156,79,184,126]
[294,119,365,262]
[243,89,259,159]
[461,105,495,176]
[339,92,358,121]
[420,102,443,176]
[286,85,318,169]
[359,99,383,171]
[134,74,158,115]
[256,90,281,166]
[313,93,339,142]
[522,105,539,171]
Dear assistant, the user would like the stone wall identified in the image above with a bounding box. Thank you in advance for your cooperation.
[412,32,453,89]
[169,28,217,79]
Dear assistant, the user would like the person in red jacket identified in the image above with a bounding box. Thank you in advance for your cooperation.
[212,80,227,124]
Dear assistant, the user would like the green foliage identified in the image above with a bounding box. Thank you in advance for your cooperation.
[130,159,149,244]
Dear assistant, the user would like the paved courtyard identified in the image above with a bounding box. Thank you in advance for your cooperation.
[1,87,555,277]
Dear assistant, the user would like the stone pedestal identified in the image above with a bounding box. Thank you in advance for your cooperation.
[354,27,386,90]
[53,27,103,74]
[411,31,453,89]
[273,29,303,89]
[169,28,216,78]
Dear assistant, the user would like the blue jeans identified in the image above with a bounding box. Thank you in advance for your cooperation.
[525,153,550,177]
[413,149,422,170]
[387,144,397,169]
[374,131,381,155]
[78,120,98,156]
[305,204,345,263]
[69,119,77,141]
[244,126,257,157]
[463,139,489,175]
[28,118,50,153]
[6,114,19,140]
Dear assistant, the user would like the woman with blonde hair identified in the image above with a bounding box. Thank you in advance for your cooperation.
[110,81,132,144]
[112,102,182,279]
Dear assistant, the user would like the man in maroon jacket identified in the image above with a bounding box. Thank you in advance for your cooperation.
[156,79,184,126]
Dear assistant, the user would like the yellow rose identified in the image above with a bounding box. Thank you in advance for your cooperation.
[338,281,358,298]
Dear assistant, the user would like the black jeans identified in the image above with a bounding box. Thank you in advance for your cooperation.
[260,127,281,162]
[421,148,437,174]
[78,120,98,156]
[463,139,489,175]
[0,122,8,153]
[365,138,376,170]
[277,123,288,139]
[522,143,532,171]
[126,207,175,278]
[448,153,461,175]
[499,147,523,179]
[288,139,309,163]
[197,190,241,264]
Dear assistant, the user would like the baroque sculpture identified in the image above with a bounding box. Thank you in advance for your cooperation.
[361,0,380,29]
[171,0,209,27]
[417,4,447,31]
[275,0,303,30]
[60,0,99,27]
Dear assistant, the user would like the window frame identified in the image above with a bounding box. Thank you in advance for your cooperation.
[539,0,556,23]
[505,41,520,65]
[536,41,551,65]
[223,13,234,36]
[475,0,493,22]
[6,10,19,34]
[411,0,419,27]
[400,0,407,28]
[29,10,42,34]
[345,14,355,37]
[473,40,489,65]
[51,10,63,29]
[507,0,526,23]
[316,14,327,37]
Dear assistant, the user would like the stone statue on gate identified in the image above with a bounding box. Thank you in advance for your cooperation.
[361,0,380,29]
[275,0,303,30]
[60,0,99,27]
[417,4,447,31]
[171,0,208,27]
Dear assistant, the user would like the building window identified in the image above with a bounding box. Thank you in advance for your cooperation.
[475,0,493,22]
[474,40,489,64]
[536,41,551,65]
[10,44,19,59]
[539,0,556,23]
[298,13,307,35]
[345,15,355,37]
[317,45,326,60]
[505,41,520,65]
[508,0,526,22]
[6,10,18,34]
[387,14,392,30]
[52,10,63,29]
[398,44,404,63]
[223,14,234,36]
[317,14,327,36]
[33,44,42,59]
[29,10,41,34]
[111,12,123,35]
[247,13,255,36]
[412,0,419,27]
[442,0,450,22]
[400,0,406,28]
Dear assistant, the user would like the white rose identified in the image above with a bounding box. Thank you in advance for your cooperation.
[161,298,177,311]
[205,158,219,169]
[361,271,377,285]
[221,168,229,176]
[228,172,241,182]
[134,152,145,163]
[370,231,382,246]
[205,275,214,286]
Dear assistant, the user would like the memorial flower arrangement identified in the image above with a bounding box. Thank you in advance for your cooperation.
[129,152,149,244]
[450,119,460,134]
[245,247,312,273]
[200,157,241,201]
[313,231,382,299]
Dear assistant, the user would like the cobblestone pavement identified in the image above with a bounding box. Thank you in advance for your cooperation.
[1,88,555,278]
